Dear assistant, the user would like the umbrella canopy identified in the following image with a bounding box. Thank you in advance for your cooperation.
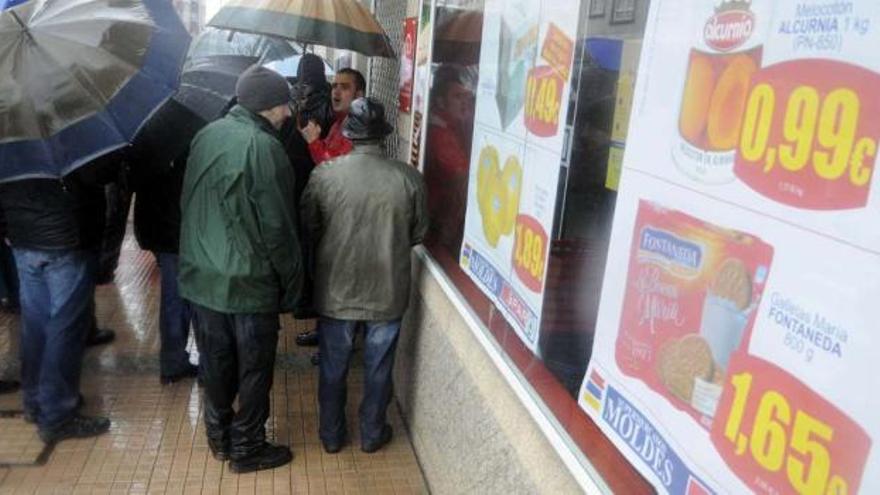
[129,98,205,171]
[185,26,298,69]
[130,28,302,167]
[264,53,334,79]
[434,8,482,65]
[208,0,395,58]
[176,54,258,122]
[0,0,190,182]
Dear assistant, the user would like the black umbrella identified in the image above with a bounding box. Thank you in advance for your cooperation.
[130,99,206,170]
[185,26,298,67]
[175,54,258,122]
[129,29,297,167]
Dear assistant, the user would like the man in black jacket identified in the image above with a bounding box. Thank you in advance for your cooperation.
[0,165,112,444]
[130,151,199,384]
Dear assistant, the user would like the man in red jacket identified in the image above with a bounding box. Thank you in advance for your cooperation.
[300,68,366,165]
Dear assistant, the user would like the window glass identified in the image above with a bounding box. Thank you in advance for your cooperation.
[420,1,653,491]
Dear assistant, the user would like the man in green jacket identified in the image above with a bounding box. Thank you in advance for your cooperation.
[179,66,302,473]
[301,98,428,454]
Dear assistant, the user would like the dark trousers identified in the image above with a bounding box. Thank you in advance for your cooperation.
[318,317,401,446]
[192,304,279,458]
[0,242,18,305]
[155,253,192,375]
[14,248,94,429]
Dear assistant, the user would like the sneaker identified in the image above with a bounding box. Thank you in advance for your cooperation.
[86,328,116,347]
[229,442,292,473]
[38,414,110,444]
[295,330,319,347]
[160,364,199,385]
[361,425,393,454]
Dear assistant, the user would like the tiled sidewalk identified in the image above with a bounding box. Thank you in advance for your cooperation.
[0,237,427,494]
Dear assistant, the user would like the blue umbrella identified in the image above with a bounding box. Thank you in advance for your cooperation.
[0,0,190,182]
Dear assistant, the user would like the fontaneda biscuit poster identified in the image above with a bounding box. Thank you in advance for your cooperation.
[615,201,773,427]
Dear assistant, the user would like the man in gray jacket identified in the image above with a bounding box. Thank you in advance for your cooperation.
[301,98,428,454]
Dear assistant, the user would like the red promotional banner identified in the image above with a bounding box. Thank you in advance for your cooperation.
[711,353,872,495]
[734,59,880,210]
[399,17,417,114]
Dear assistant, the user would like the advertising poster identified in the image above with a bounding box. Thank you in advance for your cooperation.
[399,17,417,114]
[410,0,433,169]
[579,1,880,494]
[459,0,579,352]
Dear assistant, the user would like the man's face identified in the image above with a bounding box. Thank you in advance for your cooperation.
[331,73,363,113]
[264,103,292,130]
[440,82,474,125]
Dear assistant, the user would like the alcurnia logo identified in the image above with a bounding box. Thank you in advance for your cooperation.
[704,10,755,52]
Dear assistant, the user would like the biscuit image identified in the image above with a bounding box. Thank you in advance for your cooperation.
[710,258,751,310]
[711,363,725,385]
[658,335,714,403]
[655,339,675,378]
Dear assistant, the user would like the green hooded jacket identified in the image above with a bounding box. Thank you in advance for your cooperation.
[178,105,303,314]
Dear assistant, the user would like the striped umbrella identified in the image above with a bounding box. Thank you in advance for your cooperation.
[208,0,395,59]
[434,8,482,65]
[0,0,190,182]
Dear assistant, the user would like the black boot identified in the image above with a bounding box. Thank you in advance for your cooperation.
[229,442,292,473]
[208,438,230,461]
[39,414,110,444]
[0,380,19,394]
[86,328,116,347]
[295,330,318,347]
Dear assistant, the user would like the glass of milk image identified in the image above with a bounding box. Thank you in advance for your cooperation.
[692,294,749,418]
[699,293,749,371]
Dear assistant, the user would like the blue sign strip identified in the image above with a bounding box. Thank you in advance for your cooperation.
[601,386,714,495]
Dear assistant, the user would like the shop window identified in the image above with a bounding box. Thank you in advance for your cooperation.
[420,1,653,491]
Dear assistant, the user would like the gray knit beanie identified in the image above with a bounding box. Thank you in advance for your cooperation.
[235,65,291,113]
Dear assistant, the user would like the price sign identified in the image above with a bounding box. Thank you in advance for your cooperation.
[734,59,880,210]
[540,22,574,81]
[512,214,547,292]
[524,66,563,137]
[711,354,871,495]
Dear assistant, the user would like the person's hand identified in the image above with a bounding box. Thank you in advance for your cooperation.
[299,120,322,144]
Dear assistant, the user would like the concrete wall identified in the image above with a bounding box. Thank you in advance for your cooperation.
[394,252,582,494]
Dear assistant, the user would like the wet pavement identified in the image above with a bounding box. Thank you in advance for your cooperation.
[0,234,427,494]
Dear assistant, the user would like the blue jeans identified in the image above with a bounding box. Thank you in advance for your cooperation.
[155,252,193,376]
[13,248,95,429]
[318,317,401,446]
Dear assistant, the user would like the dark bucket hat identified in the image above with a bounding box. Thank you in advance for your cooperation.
[342,97,393,141]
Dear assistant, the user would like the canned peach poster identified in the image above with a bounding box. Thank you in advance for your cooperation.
[579,1,880,494]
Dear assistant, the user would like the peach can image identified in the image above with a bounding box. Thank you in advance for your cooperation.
[673,0,768,184]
